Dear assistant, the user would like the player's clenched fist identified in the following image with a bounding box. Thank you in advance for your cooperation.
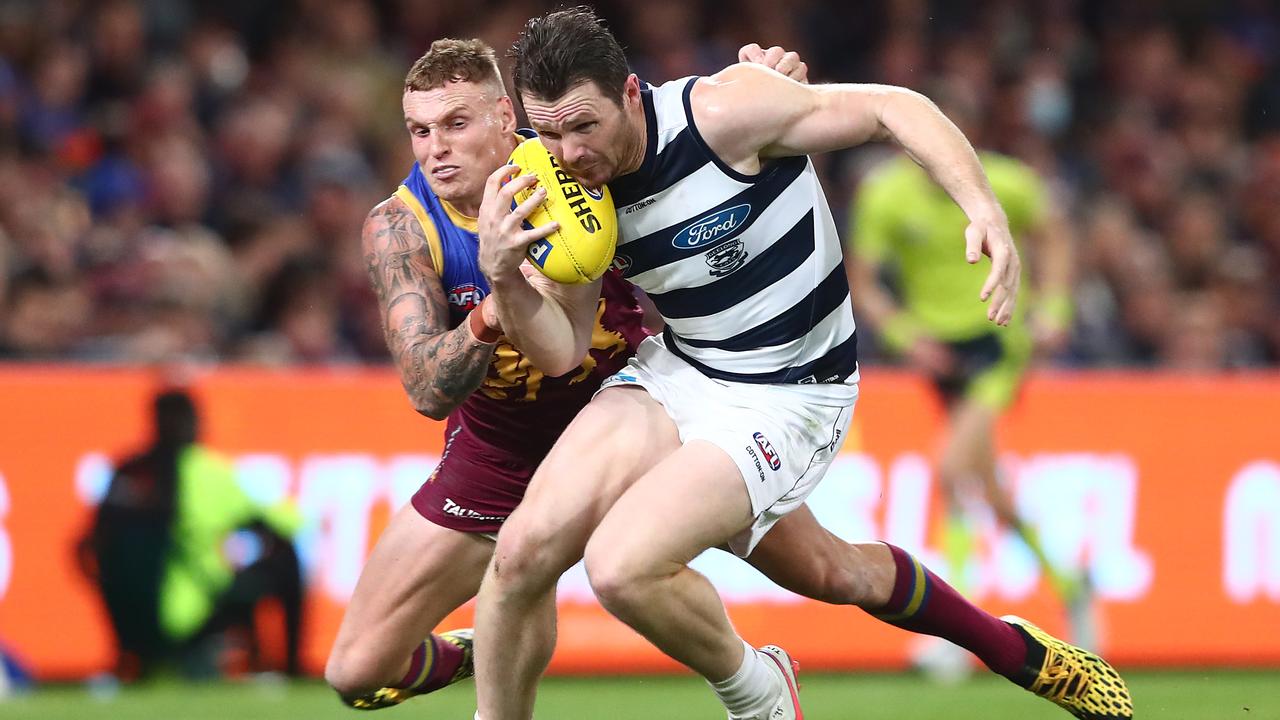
[738,43,808,83]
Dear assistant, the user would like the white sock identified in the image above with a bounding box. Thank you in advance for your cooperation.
[708,640,781,720]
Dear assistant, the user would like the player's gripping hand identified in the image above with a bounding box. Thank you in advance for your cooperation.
[478,164,559,285]
[738,43,808,83]
[964,215,1021,326]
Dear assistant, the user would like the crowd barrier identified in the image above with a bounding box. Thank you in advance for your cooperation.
[1,367,1277,678]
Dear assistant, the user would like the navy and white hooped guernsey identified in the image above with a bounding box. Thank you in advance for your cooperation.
[609,77,859,385]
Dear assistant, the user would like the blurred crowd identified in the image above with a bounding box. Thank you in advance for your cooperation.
[0,0,1276,368]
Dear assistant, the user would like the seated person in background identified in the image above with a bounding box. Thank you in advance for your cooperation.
[80,389,304,679]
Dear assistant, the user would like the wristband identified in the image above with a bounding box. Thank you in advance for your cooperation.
[467,299,502,344]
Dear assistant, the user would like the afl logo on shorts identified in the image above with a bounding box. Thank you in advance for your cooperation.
[447,283,486,311]
[753,432,781,471]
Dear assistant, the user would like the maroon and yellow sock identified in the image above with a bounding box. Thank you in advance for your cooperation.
[871,543,1027,679]
[394,634,467,694]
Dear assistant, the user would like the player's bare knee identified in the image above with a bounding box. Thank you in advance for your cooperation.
[583,540,637,607]
[586,562,648,617]
[324,648,385,696]
[583,543,651,615]
[491,517,576,594]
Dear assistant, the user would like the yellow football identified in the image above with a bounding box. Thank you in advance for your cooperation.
[507,137,617,284]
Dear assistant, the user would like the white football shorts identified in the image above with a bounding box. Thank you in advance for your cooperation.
[599,334,858,556]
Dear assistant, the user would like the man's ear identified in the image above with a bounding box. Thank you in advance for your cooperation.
[498,95,518,134]
[623,74,642,108]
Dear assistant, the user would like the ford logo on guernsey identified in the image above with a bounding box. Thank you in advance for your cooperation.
[672,203,751,249]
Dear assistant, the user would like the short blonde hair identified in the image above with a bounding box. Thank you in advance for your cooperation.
[405,38,504,95]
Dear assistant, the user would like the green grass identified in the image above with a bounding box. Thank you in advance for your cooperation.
[1,670,1275,719]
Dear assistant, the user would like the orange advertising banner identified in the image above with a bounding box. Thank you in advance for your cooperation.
[1,366,1278,679]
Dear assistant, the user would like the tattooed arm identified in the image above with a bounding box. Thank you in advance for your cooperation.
[363,196,499,420]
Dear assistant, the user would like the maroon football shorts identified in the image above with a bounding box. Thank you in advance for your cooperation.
[411,421,535,535]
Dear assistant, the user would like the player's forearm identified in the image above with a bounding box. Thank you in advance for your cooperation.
[846,255,917,353]
[487,274,591,377]
[852,278,900,331]
[390,320,496,420]
[876,90,1006,225]
[363,197,494,419]
[1033,214,1074,300]
[1028,213,1075,329]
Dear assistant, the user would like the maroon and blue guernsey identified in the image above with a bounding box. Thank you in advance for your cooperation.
[392,146,648,532]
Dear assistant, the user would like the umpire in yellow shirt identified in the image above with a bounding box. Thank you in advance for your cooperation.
[845,104,1084,635]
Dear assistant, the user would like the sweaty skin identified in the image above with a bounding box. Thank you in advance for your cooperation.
[329,42,816,703]
[470,25,1030,720]
[403,83,516,216]
[523,86,647,191]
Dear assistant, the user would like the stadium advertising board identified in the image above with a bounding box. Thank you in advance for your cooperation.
[1,368,1277,677]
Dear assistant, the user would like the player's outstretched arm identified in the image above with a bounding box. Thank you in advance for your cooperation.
[363,197,499,420]
[690,64,1021,325]
[476,165,601,377]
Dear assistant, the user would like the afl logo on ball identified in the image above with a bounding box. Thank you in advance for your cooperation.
[447,283,486,311]
[753,432,781,471]
[527,239,553,267]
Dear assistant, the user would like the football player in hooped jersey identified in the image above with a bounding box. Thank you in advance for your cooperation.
[324,37,894,713]
[474,9,1132,720]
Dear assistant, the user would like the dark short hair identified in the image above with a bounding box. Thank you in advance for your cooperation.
[511,6,629,106]
[405,38,504,94]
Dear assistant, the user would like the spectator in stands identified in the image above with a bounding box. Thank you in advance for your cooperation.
[0,267,89,359]
[0,0,1276,368]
